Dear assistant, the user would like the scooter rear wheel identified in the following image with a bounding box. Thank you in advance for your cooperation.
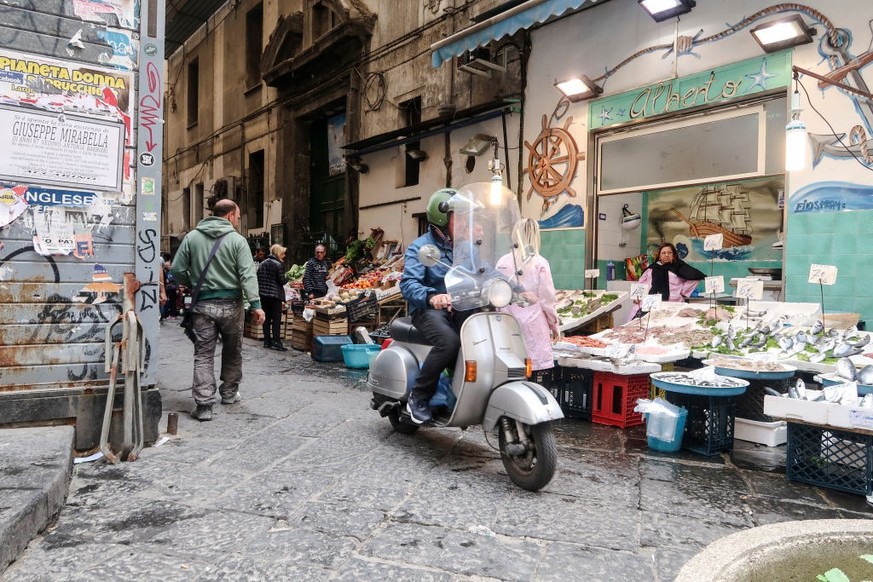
[388,406,420,435]
[499,421,557,491]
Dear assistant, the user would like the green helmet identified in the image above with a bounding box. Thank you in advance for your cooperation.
[426,188,457,227]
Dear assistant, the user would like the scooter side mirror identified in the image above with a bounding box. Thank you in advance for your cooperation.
[418,244,443,267]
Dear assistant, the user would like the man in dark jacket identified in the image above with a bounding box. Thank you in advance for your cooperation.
[171,199,265,421]
[399,188,469,425]
[302,244,331,300]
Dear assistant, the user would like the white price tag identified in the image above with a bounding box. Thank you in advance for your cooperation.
[808,264,837,285]
[704,276,725,294]
[630,283,649,301]
[703,234,724,251]
[605,344,625,359]
[735,279,764,300]
[850,408,873,430]
[641,294,662,311]
[585,269,600,279]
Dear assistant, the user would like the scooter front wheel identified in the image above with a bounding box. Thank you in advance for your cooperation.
[499,420,557,491]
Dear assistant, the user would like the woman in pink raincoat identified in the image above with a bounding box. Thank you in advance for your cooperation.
[495,219,560,372]
[627,242,705,322]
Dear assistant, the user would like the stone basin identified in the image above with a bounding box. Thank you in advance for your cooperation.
[675,519,873,581]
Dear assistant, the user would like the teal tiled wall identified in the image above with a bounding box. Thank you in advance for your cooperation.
[786,210,872,324]
[541,229,586,290]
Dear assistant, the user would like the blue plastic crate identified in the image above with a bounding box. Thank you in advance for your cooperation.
[786,423,873,496]
[664,392,736,456]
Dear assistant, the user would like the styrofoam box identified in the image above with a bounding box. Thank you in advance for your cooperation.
[763,395,828,424]
[827,403,873,430]
[735,417,787,447]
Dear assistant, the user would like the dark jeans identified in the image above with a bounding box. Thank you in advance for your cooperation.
[261,296,283,342]
[410,308,472,402]
[162,286,179,318]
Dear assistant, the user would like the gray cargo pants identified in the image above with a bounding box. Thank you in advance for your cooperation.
[191,299,244,405]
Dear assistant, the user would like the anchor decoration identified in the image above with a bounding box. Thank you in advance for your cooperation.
[809,30,873,167]
[524,115,585,214]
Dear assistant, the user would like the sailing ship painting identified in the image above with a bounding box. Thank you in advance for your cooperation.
[671,184,753,248]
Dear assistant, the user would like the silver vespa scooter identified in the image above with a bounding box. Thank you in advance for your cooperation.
[368,182,564,491]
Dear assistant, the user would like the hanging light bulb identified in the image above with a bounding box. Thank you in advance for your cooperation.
[785,85,807,172]
[489,167,504,206]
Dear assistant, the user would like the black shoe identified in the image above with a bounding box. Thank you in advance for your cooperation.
[270,341,289,352]
[406,395,432,424]
[191,404,213,421]
[263,339,271,348]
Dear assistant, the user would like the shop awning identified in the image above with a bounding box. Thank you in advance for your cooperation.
[430,0,594,68]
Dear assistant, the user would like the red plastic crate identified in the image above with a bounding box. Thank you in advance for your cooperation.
[591,372,649,428]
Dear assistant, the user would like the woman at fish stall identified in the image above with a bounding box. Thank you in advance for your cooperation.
[495,218,560,372]
[627,242,705,322]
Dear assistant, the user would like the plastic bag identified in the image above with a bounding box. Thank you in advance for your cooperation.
[635,397,684,441]
[302,307,315,322]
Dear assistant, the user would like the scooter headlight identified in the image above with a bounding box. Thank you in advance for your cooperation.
[487,279,512,308]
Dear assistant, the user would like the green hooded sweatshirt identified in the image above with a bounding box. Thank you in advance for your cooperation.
[170,216,261,309]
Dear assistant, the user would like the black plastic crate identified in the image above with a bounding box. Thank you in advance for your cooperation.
[665,392,736,455]
[786,423,873,496]
[552,366,592,420]
[736,377,793,422]
[346,293,378,323]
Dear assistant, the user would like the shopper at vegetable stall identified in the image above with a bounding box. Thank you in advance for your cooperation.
[303,244,331,301]
[257,244,289,351]
[627,242,705,322]
[496,218,560,372]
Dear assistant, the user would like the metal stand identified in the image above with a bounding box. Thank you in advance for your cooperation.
[99,273,145,463]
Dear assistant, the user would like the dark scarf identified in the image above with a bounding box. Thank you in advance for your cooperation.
[649,260,704,300]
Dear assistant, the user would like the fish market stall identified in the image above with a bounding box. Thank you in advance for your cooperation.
[556,290,626,334]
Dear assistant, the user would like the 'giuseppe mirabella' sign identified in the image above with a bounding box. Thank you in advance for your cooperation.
[0,104,124,191]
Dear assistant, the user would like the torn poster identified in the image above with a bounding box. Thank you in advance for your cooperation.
[33,208,74,255]
[74,232,94,259]
[0,184,28,227]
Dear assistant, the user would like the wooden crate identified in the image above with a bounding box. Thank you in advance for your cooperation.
[312,317,349,336]
[289,317,313,350]
[245,313,289,340]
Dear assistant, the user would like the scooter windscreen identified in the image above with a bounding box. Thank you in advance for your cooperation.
[445,181,521,312]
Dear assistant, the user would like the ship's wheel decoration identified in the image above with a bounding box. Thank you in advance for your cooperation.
[524,115,585,212]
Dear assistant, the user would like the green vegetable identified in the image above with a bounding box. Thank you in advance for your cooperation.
[285,264,305,281]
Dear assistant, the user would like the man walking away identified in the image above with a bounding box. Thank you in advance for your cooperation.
[171,199,265,421]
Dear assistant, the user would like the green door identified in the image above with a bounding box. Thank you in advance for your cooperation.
[310,115,346,257]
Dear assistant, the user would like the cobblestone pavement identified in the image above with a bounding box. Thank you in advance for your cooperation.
[4,324,871,581]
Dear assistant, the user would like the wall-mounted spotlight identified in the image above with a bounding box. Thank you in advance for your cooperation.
[638,0,695,22]
[347,157,369,174]
[554,75,603,102]
[750,14,815,53]
[459,134,497,156]
[406,148,429,161]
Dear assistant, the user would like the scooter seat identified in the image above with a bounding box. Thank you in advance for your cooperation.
[389,317,431,345]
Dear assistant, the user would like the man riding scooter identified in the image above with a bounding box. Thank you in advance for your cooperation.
[399,188,473,424]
